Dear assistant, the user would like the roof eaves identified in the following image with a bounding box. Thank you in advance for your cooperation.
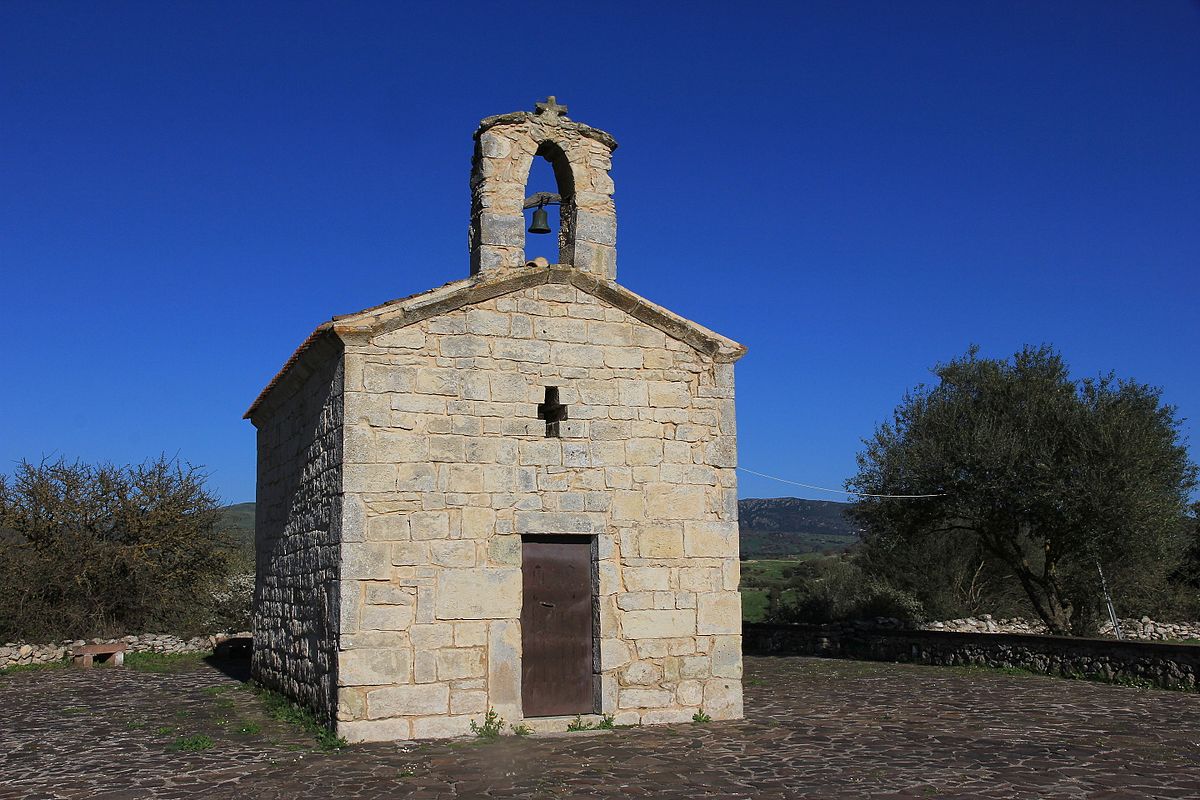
[243,322,338,420]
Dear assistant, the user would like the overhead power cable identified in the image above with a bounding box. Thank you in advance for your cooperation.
[737,466,945,499]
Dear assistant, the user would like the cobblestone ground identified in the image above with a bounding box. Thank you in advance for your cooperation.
[2,655,1198,799]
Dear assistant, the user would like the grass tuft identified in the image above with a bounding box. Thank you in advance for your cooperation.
[253,685,347,750]
[0,660,70,677]
[168,734,214,752]
[125,651,208,673]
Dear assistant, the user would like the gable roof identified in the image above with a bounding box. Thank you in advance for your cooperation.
[245,266,746,420]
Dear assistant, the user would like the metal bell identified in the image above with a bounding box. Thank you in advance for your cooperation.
[528,205,551,234]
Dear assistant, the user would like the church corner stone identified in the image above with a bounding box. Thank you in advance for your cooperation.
[247,98,746,742]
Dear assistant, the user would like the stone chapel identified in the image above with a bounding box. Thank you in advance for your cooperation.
[244,99,747,742]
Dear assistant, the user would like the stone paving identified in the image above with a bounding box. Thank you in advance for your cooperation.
[2,654,1198,799]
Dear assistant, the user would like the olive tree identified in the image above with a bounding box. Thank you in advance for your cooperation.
[848,345,1196,636]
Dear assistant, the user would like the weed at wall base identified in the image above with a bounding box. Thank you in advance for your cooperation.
[252,685,346,750]
[470,709,505,739]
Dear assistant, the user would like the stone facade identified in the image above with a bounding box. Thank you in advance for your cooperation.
[251,347,345,727]
[246,101,746,742]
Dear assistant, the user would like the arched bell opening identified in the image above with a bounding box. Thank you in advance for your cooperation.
[521,139,577,266]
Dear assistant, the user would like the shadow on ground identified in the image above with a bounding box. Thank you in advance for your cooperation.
[2,655,1198,799]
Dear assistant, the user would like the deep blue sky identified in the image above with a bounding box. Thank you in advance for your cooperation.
[2,2,1197,505]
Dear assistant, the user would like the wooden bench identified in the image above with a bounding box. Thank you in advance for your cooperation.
[72,642,126,668]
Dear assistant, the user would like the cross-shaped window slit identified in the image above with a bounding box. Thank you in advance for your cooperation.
[536,386,568,438]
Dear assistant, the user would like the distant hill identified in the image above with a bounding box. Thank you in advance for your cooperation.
[737,498,860,559]
[219,502,255,532]
[218,503,256,556]
[217,497,858,560]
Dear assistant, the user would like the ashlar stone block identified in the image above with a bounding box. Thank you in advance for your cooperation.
[646,486,706,521]
[436,647,485,680]
[710,635,742,678]
[493,339,550,362]
[431,540,476,568]
[359,603,415,632]
[600,638,632,670]
[624,567,670,592]
[338,718,411,743]
[366,683,449,718]
[647,381,691,408]
[342,543,392,581]
[683,520,738,557]
[618,688,672,709]
[374,328,426,350]
[620,660,662,686]
[411,511,451,540]
[487,620,521,723]
[450,688,488,714]
[515,511,605,535]
[637,526,684,559]
[340,648,413,687]
[396,464,437,492]
[435,568,521,619]
[702,678,743,720]
[626,438,663,466]
[621,609,695,640]
[410,714,475,740]
[697,592,741,635]
[365,584,415,605]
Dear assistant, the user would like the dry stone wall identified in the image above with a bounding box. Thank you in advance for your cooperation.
[744,622,1200,691]
[0,632,251,670]
[921,615,1200,642]
[252,355,345,727]
[335,282,742,742]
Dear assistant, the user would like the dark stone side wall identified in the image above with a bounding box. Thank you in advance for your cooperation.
[743,622,1200,691]
[251,354,345,727]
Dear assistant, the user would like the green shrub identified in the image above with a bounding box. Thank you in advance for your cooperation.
[0,457,238,642]
[766,557,925,625]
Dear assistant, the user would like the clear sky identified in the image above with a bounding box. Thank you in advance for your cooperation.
[2,1,1197,505]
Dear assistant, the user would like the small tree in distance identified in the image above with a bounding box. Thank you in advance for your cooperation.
[848,345,1197,636]
[0,456,234,641]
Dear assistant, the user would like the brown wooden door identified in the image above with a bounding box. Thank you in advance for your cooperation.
[521,536,595,717]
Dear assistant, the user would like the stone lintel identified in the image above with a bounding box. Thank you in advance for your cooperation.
[474,111,619,152]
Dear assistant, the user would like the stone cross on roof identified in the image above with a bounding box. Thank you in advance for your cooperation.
[534,96,569,120]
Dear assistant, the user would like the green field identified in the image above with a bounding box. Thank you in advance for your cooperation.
[740,558,816,622]
[741,588,769,622]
